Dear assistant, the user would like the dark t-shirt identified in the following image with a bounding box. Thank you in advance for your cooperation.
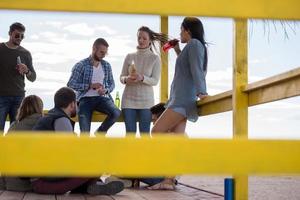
[0,43,36,96]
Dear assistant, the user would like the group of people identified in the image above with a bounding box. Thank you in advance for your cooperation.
[0,16,208,194]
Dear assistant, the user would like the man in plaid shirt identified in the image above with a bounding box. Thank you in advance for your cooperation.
[67,38,121,133]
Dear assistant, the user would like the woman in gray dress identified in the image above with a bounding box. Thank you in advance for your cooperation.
[150,17,208,190]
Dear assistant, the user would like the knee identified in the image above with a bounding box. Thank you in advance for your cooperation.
[111,108,121,119]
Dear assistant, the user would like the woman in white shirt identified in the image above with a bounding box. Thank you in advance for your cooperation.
[120,26,167,136]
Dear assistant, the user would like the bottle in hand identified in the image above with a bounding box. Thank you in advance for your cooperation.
[115,91,120,108]
[129,60,137,76]
[17,56,22,65]
[162,39,179,52]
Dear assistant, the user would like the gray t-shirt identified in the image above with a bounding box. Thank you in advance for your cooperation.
[54,117,73,132]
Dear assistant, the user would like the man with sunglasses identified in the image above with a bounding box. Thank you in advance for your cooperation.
[0,22,36,131]
[67,38,120,134]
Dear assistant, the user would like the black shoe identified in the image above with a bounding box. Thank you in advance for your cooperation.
[87,181,124,195]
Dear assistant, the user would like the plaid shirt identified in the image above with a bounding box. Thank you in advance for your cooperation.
[67,56,115,101]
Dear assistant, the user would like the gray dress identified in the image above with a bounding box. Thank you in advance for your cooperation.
[166,39,207,122]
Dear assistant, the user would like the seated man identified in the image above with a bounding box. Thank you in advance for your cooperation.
[67,38,121,133]
[32,87,124,195]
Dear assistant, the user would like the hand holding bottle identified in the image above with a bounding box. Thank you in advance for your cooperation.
[16,56,29,75]
[162,39,179,52]
[129,60,137,76]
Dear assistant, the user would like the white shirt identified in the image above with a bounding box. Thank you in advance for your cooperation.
[84,62,104,97]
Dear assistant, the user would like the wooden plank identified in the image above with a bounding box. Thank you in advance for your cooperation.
[198,67,300,116]
[23,193,56,200]
[112,189,145,200]
[232,18,248,139]
[198,91,232,116]
[57,193,85,200]
[248,77,300,106]
[135,188,195,200]
[85,195,114,200]
[0,0,300,20]
[1,135,300,176]
[160,16,169,103]
[233,18,248,200]
[246,67,300,92]
[0,191,24,200]
[246,67,300,106]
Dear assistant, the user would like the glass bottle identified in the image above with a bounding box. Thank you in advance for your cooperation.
[129,60,137,76]
[115,91,120,108]
[162,39,179,52]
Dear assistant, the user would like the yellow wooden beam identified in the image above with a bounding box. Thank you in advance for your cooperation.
[233,19,248,200]
[246,67,300,106]
[1,134,300,176]
[1,0,300,20]
[233,19,248,139]
[197,66,300,116]
[198,91,232,116]
[160,16,169,102]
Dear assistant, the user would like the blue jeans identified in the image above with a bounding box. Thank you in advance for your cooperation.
[78,96,121,133]
[0,96,24,131]
[122,108,152,135]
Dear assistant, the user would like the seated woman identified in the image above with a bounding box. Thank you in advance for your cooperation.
[4,95,43,192]
[8,95,43,132]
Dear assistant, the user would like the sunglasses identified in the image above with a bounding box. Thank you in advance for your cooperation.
[14,33,25,39]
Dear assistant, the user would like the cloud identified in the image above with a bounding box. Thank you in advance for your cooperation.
[44,21,64,28]
[64,23,95,36]
[30,34,39,40]
[249,58,268,64]
[40,31,58,39]
[35,70,70,82]
[63,23,118,37]
[95,25,117,35]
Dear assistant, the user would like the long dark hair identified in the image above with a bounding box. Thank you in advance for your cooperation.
[181,17,208,71]
[138,26,168,52]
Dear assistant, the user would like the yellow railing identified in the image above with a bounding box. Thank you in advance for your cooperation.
[1,0,300,199]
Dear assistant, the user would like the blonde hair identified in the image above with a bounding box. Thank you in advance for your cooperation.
[16,95,43,121]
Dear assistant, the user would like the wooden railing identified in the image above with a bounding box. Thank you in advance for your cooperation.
[1,0,300,199]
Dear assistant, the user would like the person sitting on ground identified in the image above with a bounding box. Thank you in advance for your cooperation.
[8,95,43,132]
[106,103,176,190]
[31,87,124,195]
[2,95,43,192]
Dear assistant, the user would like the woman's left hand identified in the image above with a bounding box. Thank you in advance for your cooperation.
[197,93,208,100]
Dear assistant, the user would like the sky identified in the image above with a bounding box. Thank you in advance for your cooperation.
[1,10,300,139]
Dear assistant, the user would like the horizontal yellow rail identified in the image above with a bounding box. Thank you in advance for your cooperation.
[1,134,300,177]
[198,67,300,116]
[1,0,300,20]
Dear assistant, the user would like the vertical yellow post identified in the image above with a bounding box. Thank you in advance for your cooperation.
[233,18,248,200]
[160,16,168,102]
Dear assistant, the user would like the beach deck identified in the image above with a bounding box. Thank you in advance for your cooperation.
[1,176,300,200]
